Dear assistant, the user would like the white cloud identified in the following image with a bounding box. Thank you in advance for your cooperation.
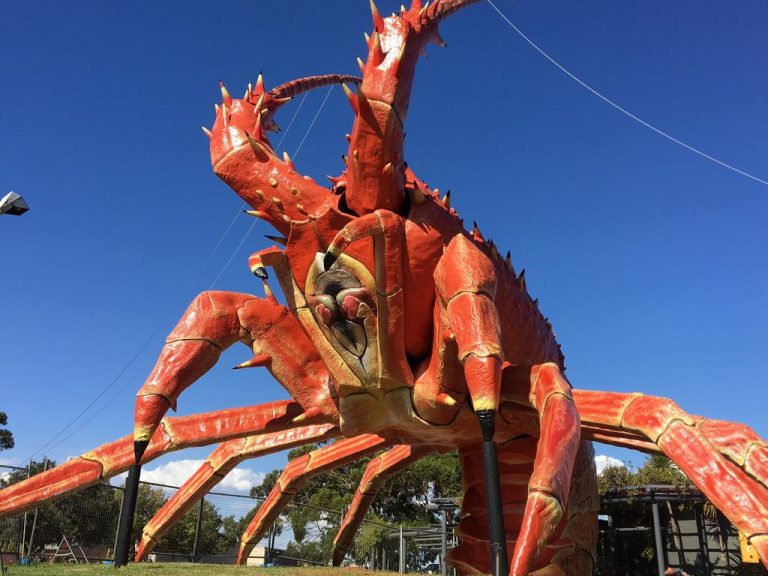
[594,455,626,474]
[111,460,264,493]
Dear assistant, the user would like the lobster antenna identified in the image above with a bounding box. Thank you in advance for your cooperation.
[430,0,484,23]
[270,73,362,100]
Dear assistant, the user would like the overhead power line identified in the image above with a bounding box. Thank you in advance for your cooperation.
[485,0,768,187]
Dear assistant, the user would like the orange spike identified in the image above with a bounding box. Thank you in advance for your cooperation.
[370,32,384,66]
[264,235,288,246]
[233,354,271,370]
[472,221,484,241]
[517,269,527,291]
[219,81,233,106]
[245,132,270,162]
[370,0,384,31]
[291,406,322,424]
[202,126,212,139]
[282,151,295,170]
[341,83,359,115]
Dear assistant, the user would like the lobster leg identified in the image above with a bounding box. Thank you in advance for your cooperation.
[435,234,508,574]
[134,290,339,462]
[331,444,432,566]
[503,364,581,576]
[574,390,768,566]
[0,401,306,518]
[237,434,389,565]
[135,424,339,561]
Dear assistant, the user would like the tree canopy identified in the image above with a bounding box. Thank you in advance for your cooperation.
[249,444,462,565]
[0,411,14,451]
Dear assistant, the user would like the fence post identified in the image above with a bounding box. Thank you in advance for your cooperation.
[112,487,125,561]
[115,464,142,567]
[191,496,204,562]
[651,492,665,576]
[20,462,30,558]
[441,509,448,576]
[26,459,49,558]
[399,525,405,573]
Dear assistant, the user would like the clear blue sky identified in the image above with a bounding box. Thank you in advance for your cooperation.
[1,1,766,487]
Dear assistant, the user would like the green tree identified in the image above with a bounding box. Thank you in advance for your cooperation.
[131,483,229,557]
[249,445,462,566]
[634,454,688,486]
[0,412,14,451]
[0,459,121,559]
[597,455,694,575]
[597,464,634,495]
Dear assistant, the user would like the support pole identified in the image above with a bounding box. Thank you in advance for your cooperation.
[112,488,125,561]
[695,504,711,576]
[191,497,204,562]
[27,459,49,559]
[265,525,272,565]
[20,462,30,558]
[399,525,405,574]
[441,509,448,576]
[651,494,665,576]
[477,410,509,576]
[114,464,142,567]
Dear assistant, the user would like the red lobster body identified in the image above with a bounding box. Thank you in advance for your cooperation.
[0,2,766,575]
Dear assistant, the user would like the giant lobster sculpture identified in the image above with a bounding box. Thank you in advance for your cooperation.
[1,1,766,574]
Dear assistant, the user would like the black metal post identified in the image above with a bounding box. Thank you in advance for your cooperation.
[695,504,712,576]
[265,524,273,565]
[114,464,141,567]
[477,410,509,576]
[650,493,665,576]
[191,497,204,562]
[441,509,448,576]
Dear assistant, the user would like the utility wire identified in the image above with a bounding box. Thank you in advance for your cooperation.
[486,0,768,187]
[293,85,334,160]
[27,89,322,463]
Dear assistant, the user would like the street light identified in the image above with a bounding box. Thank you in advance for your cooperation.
[427,498,460,576]
[0,192,29,216]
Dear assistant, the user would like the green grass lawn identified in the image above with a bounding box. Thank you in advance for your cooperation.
[4,564,399,576]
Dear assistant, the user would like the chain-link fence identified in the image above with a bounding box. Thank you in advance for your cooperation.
[3,464,764,575]
[0,463,411,569]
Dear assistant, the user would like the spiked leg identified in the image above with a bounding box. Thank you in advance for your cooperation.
[573,390,768,566]
[332,445,433,566]
[135,424,339,561]
[134,290,339,461]
[435,234,507,574]
[500,364,581,576]
[0,401,309,518]
[237,434,389,564]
